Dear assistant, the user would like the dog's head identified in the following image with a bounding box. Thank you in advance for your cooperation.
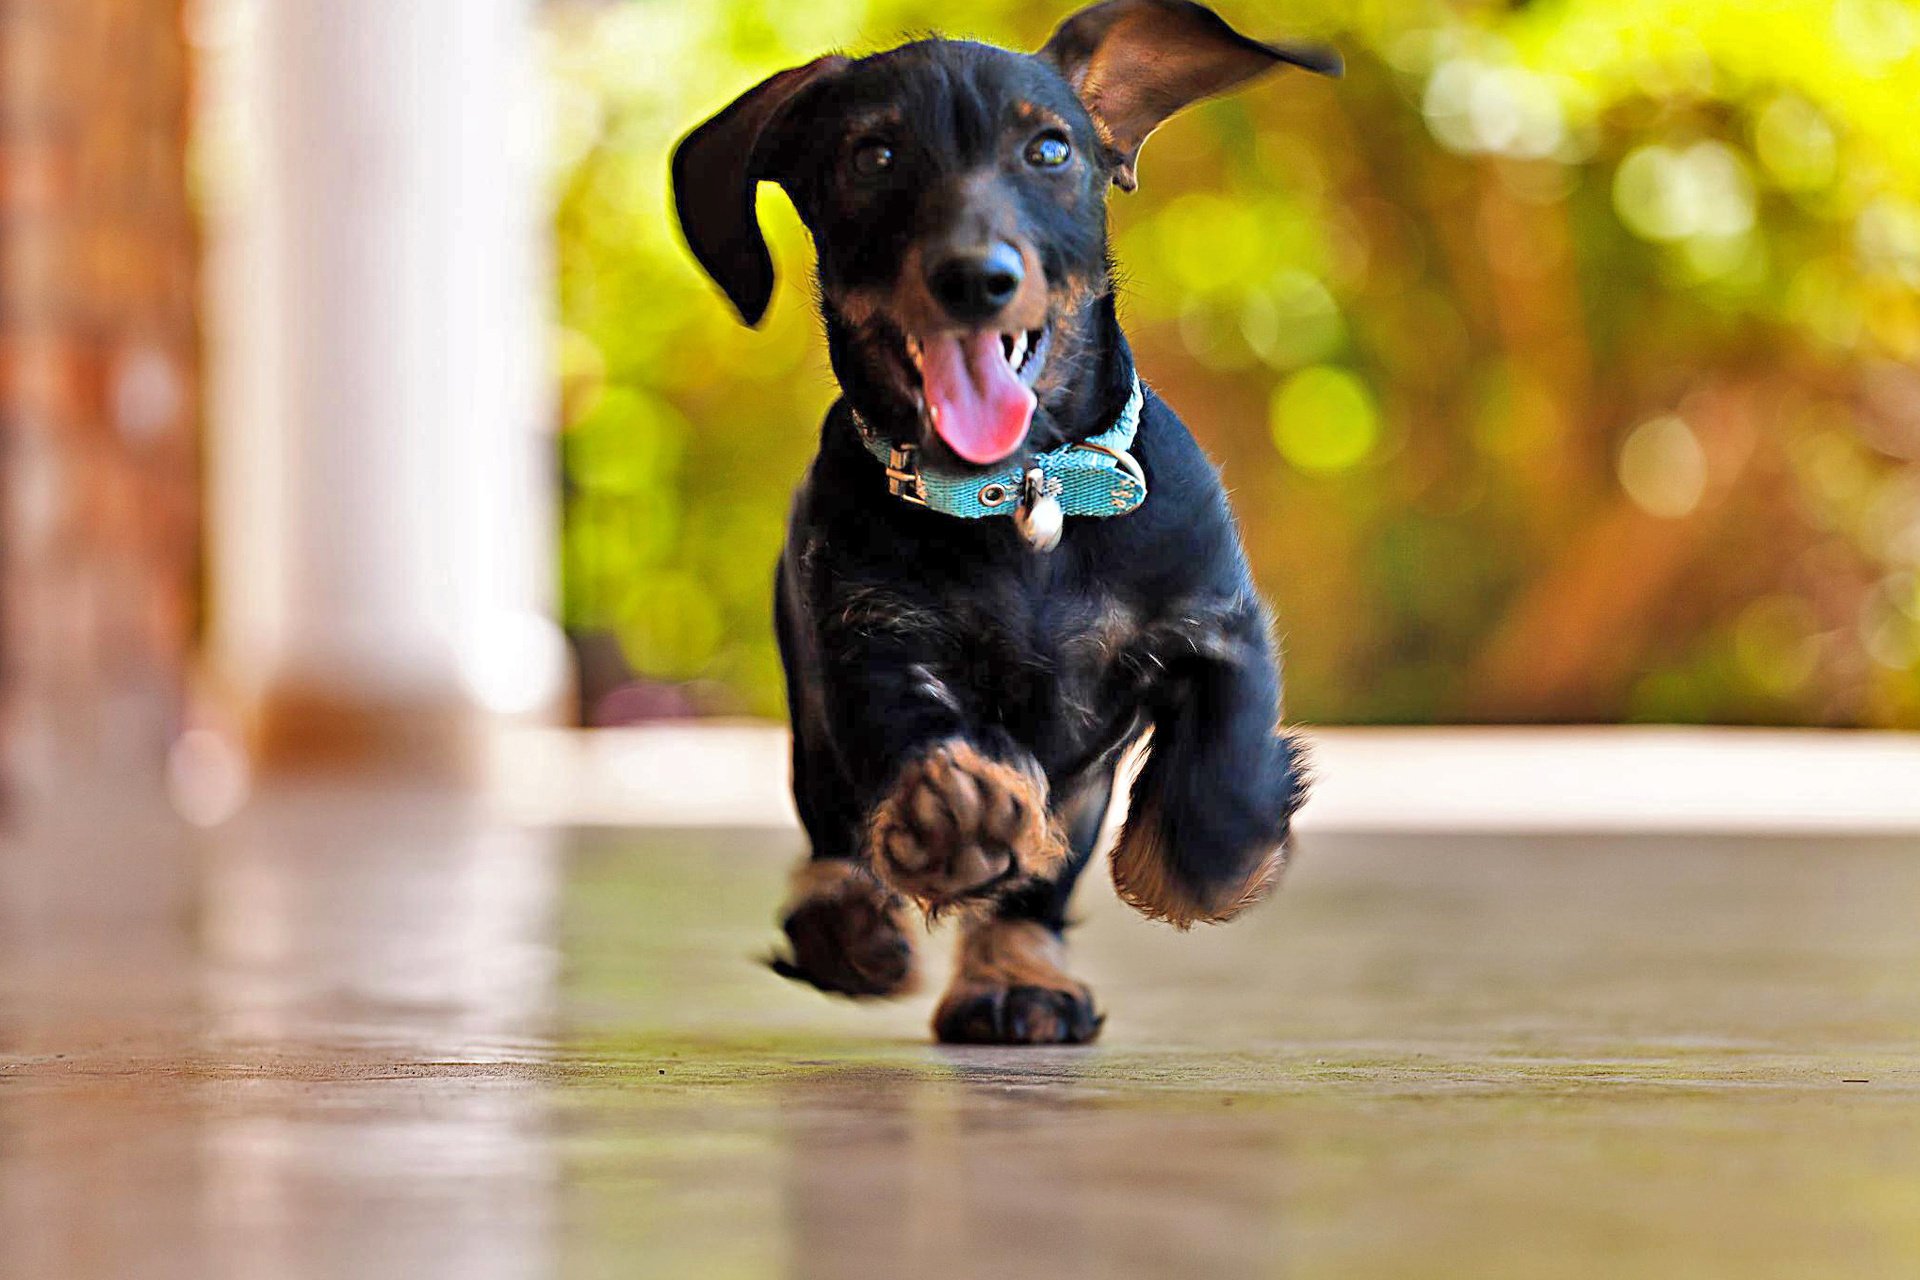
[672,0,1339,468]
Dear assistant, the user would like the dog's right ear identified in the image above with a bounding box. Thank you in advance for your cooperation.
[671,56,848,327]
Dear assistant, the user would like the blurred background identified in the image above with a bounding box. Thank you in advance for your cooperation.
[4,0,1920,802]
[546,0,1920,729]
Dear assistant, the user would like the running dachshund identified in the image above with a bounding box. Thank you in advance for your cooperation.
[672,0,1339,1043]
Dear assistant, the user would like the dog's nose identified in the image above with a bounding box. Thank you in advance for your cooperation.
[927,243,1024,325]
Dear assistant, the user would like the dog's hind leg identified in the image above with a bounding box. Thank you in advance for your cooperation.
[1109,598,1307,928]
[930,766,1114,1045]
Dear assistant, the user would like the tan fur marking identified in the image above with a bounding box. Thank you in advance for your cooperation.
[931,918,1097,1043]
[950,918,1079,991]
[1001,240,1052,332]
[868,740,1067,908]
[783,856,870,910]
[1109,810,1289,931]
[885,242,950,339]
[830,288,885,328]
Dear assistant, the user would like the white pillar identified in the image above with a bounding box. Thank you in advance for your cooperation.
[203,0,565,774]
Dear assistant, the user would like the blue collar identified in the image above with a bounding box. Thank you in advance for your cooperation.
[855,376,1147,521]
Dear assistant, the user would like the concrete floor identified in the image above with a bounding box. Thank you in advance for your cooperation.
[3,789,1918,1278]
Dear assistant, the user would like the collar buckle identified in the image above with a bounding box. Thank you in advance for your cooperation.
[882,443,928,506]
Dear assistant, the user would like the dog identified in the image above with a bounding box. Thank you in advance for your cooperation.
[671,0,1339,1044]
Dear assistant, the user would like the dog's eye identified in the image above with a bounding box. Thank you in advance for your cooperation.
[1024,131,1071,169]
[850,140,895,177]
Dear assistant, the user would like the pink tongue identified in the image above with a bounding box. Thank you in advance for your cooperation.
[920,331,1035,465]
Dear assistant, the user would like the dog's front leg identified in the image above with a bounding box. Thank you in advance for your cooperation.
[821,640,1069,912]
[1110,599,1308,927]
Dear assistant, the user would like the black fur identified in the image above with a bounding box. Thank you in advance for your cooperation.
[672,1,1338,1034]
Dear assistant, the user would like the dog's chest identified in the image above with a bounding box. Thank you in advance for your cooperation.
[930,572,1147,758]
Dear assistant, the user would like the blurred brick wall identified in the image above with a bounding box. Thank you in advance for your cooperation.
[0,0,199,794]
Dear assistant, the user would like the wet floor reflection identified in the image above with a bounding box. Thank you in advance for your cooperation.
[197,1077,554,1280]
[192,790,560,1280]
[1,788,561,1280]
[197,788,559,1056]
[769,1057,1291,1280]
[3,804,1919,1279]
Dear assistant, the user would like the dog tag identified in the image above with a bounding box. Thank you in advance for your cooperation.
[1015,468,1063,552]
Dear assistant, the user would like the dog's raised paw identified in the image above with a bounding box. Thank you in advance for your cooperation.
[932,919,1101,1045]
[868,740,1066,908]
[769,859,918,998]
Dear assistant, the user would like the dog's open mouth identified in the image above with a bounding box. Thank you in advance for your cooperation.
[905,326,1051,465]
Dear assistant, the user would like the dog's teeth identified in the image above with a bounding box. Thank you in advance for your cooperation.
[1012,328,1047,381]
[1006,332,1027,368]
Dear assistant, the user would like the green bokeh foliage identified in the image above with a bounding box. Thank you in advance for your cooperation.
[550,0,1920,725]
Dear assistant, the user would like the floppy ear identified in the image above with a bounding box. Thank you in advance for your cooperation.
[1039,0,1340,191]
[670,55,849,326]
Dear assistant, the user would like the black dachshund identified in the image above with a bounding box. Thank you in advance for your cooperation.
[672,0,1338,1044]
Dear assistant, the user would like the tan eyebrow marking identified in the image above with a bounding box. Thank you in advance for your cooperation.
[843,106,904,140]
[1010,102,1072,137]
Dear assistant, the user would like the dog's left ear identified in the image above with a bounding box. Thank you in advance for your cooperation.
[1039,0,1340,191]
[671,55,849,326]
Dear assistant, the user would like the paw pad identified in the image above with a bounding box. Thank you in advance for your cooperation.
[868,740,1064,907]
